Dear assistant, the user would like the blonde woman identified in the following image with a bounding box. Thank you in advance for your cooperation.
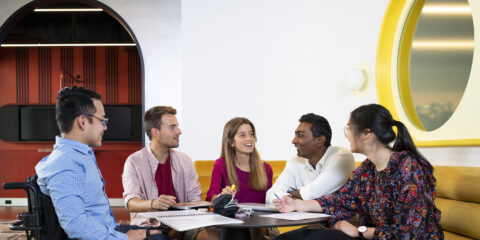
[206,117,272,203]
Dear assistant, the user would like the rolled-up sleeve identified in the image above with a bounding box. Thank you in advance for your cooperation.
[122,156,144,210]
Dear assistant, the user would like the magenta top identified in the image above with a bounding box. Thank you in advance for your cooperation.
[206,157,273,203]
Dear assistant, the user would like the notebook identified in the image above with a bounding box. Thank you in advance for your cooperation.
[138,210,243,231]
[259,212,331,221]
[238,203,278,212]
[169,201,211,210]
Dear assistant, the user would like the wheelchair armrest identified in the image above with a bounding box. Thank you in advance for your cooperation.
[3,182,31,190]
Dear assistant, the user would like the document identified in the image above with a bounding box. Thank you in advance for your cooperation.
[259,212,331,221]
[238,203,278,212]
[169,201,211,210]
[138,210,243,231]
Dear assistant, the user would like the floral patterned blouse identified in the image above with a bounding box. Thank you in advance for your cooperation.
[318,151,443,240]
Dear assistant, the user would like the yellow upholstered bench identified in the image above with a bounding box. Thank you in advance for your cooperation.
[434,166,480,240]
[194,161,480,239]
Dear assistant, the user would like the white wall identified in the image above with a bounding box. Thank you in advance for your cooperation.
[1,0,479,166]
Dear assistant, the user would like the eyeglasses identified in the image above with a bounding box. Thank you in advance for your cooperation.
[82,114,108,126]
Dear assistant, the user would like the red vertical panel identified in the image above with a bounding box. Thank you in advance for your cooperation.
[105,47,118,104]
[83,47,96,91]
[38,48,52,104]
[0,48,17,105]
[73,47,83,87]
[116,47,128,104]
[96,47,106,100]
[28,48,38,104]
[15,48,29,104]
[60,47,74,88]
[128,49,141,104]
[51,47,61,103]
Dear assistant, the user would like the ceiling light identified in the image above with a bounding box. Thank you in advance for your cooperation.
[1,43,136,47]
[412,40,474,50]
[34,8,103,12]
[422,5,471,15]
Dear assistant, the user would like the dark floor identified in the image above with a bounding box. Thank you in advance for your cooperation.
[0,206,131,222]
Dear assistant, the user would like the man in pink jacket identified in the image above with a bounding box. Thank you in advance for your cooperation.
[122,106,202,227]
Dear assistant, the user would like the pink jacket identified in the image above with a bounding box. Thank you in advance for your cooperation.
[122,146,202,226]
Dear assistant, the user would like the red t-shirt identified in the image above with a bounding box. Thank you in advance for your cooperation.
[154,156,178,202]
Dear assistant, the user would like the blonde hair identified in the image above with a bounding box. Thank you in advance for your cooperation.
[220,117,268,191]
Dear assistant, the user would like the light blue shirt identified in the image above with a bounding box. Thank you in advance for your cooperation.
[36,136,127,240]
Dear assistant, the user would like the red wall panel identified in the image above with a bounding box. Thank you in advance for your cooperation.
[0,46,142,198]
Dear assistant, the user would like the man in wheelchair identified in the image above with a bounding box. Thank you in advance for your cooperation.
[33,86,168,240]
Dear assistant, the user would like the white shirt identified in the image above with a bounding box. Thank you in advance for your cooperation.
[266,146,355,204]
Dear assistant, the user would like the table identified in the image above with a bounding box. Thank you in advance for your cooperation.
[217,211,328,240]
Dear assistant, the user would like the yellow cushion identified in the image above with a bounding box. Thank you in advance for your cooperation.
[444,231,476,240]
[436,198,480,239]
[434,166,480,203]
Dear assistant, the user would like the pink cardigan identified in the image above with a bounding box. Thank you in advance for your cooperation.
[122,146,202,226]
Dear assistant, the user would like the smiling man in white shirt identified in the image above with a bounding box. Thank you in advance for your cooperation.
[266,113,355,204]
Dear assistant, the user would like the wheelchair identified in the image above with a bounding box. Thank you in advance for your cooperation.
[2,174,67,240]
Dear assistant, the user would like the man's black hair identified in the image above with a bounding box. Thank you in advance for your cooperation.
[299,113,332,147]
[55,86,101,133]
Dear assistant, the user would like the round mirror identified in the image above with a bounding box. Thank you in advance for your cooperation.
[405,0,474,131]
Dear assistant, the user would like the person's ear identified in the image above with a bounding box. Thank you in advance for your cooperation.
[151,128,158,138]
[316,135,326,148]
[360,128,372,141]
[228,139,235,148]
[77,116,88,131]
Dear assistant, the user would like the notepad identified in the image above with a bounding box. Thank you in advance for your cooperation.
[169,201,211,210]
[238,203,278,212]
[138,210,243,231]
[259,212,331,221]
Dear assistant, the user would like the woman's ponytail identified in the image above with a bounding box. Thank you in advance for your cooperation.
[350,104,427,161]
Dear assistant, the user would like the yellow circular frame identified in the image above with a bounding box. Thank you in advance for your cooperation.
[376,0,480,146]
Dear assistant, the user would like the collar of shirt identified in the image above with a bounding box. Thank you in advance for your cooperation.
[304,146,333,172]
[54,135,94,156]
[146,145,178,173]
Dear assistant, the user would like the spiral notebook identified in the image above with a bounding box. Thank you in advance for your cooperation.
[138,210,243,231]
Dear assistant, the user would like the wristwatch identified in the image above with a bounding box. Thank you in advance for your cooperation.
[358,226,367,239]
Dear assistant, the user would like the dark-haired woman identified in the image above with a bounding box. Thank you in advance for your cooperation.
[274,104,443,240]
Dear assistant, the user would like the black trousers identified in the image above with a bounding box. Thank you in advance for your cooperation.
[275,227,356,240]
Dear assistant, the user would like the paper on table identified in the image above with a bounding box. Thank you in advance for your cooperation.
[138,210,243,231]
[259,212,331,221]
[238,203,278,212]
[138,209,208,218]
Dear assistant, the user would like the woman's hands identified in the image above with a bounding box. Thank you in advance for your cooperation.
[220,185,237,195]
[333,220,358,238]
[273,196,323,213]
[273,196,297,212]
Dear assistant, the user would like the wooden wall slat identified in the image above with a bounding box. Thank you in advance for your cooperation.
[38,48,52,104]
[15,48,29,104]
[83,47,96,91]
[105,47,118,104]
[60,47,74,88]
[128,50,141,104]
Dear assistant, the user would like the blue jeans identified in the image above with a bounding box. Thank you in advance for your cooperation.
[115,224,170,240]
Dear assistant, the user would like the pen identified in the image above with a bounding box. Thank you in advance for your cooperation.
[231,184,236,191]
[274,193,280,200]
